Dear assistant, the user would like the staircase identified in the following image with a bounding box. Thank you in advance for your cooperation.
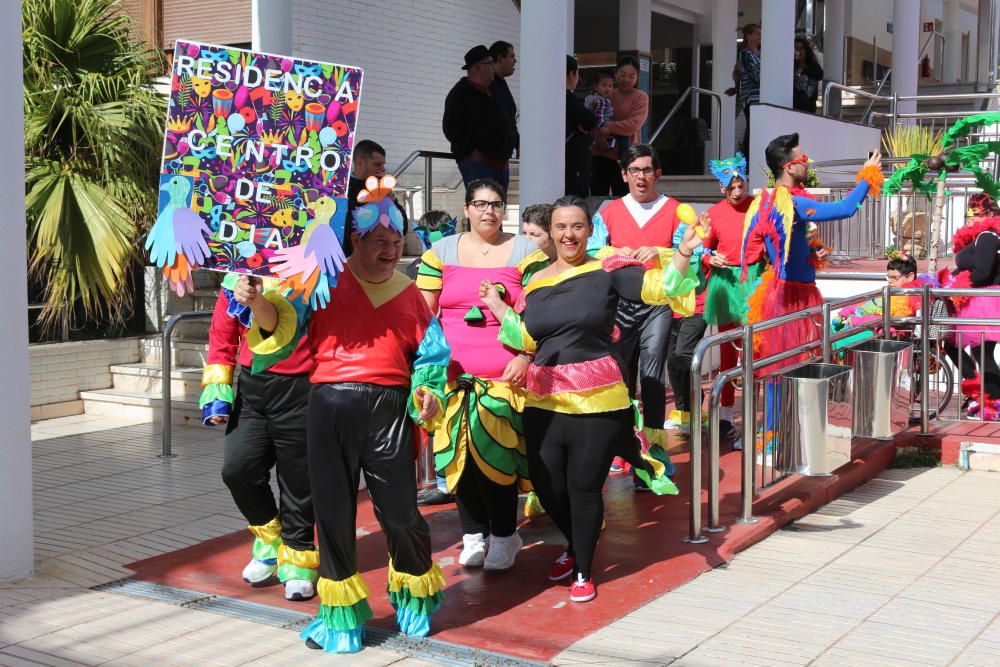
[80,285,218,425]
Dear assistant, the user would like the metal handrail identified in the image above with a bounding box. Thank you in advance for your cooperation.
[648,86,723,163]
[822,81,890,118]
[161,311,213,458]
[392,150,520,214]
[857,30,945,124]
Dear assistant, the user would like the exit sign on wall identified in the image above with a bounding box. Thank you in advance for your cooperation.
[923,21,934,32]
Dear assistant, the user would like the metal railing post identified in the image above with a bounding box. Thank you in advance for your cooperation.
[822,303,832,363]
[160,311,214,458]
[882,284,892,339]
[738,324,758,524]
[920,284,931,435]
[686,340,708,544]
[424,156,433,214]
[707,374,728,533]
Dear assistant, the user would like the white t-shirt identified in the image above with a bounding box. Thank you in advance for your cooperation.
[622,193,670,228]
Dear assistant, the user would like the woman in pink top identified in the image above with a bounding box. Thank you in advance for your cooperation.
[590,56,649,197]
[416,179,536,572]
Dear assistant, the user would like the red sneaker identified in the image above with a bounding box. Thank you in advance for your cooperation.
[548,551,575,581]
[569,574,596,602]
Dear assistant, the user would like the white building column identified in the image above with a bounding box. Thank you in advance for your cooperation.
[619,0,652,52]
[252,0,292,54]
[519,0,568,208]
[566,0,575,54]
[942,0,961,82]
[893,0,921,119]
[825,0,847,115]
[759,0,795,108]
[0,2,32,580]
[711,0,738,159]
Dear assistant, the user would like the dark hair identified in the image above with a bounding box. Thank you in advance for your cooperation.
[616,55,640,72]
[765,133,799,178]
[354,139,386,160]
[794,37,819,65]
[417,210,453,231]
[741,23,760,39]
[591,70,614,85]
[551,195,592,222]
[620,143,661,171]
[522,203,553,232]
[489,41,514,61]
[887,255,917,277]
[464,178,506,205]
[566,55,579,76]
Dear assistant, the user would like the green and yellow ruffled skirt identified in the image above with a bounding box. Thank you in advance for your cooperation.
[704,263,764,326]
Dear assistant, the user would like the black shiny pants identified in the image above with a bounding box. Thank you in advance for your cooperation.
[222,370,314,550]
[615,300,673,427]
[307,382,432,580]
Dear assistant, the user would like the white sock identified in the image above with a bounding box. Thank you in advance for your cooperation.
[720,406,734,422]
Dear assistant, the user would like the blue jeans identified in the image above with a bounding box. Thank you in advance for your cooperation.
[457,158,509,193]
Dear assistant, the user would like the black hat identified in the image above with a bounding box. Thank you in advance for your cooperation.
[462,45,492,70]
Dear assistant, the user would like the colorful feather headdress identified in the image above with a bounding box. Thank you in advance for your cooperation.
[709,153,748,188]
[354,175,405,235]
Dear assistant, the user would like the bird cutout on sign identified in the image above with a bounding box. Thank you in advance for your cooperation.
[268,194,347,309]
[147,175,211,296]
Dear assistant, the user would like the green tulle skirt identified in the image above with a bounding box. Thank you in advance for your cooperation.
[703,263,764,326]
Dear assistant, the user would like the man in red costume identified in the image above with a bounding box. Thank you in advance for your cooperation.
[201,272,318,601]
[257,183,451,654]
[589,143,679,481]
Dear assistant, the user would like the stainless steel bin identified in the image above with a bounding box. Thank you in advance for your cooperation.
[776,363,853,476]
[845,339,913,440]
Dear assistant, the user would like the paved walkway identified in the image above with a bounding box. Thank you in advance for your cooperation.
[1,416,998,666]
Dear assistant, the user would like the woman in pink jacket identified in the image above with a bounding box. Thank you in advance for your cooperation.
[590,56,649,197]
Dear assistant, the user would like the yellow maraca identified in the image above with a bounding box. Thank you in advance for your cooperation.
[676,203,706,239]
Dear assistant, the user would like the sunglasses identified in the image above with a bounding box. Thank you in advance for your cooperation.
[782,154,810,168]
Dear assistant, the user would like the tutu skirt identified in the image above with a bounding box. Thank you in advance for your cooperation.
[746,269,824,372]
[704,263,765,326]
[955,286,1000,344]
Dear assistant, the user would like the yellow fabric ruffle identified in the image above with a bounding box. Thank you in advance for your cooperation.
[248,517,282,543]
[527,381,631,414]
[640,269,696,315]
[278,544,319,570]
[641,425,668,448]
[246,293,298,355]
[415,248,444,291]
[387,561,446,598]
[317,572,370,607]
[201,363,234,387]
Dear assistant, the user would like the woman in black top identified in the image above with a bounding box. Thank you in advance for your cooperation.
[792,37,824,114]
[479,195,706,603]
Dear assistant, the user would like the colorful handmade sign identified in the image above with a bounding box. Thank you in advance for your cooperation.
[150,40,363,301]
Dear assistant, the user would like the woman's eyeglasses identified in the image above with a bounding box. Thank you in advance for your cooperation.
[469,200,506,212]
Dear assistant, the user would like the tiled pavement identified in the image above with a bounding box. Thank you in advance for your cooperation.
[2,415,999,666]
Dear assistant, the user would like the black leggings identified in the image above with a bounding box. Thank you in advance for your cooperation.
[455,457,518,537]
[667,315,708,412]
[307,382,432,582]
[615,301,673,427]
[523,407,631,580]
[222,370,314,550]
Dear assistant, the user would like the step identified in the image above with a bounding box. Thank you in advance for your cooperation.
[140,337,210,367]
[110,363,206,401]
[80,388,203,425]
[959,442,1000,472]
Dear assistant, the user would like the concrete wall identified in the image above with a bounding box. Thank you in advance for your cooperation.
[29,339,142,420]
[289,0,521,199]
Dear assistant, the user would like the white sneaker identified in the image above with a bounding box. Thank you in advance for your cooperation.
[458,533,488,567]
[242,558,276,583]
[483,531,523,571]
[284,578,316,601]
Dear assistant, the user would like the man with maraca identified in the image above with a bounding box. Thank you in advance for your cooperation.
[588,144,704,486]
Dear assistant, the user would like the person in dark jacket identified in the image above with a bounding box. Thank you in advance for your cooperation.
[792,37,824,114]
[489,41,519,156]
[443,45,516,191]
[565,56,597,198]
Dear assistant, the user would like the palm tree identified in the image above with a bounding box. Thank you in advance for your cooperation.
[24,0,165,333]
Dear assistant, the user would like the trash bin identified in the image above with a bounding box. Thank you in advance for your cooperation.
[845,339,913,439]
[776,363,854,476]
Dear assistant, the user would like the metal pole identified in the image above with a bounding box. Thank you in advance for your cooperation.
[161,315,178,459]
[980,334,986,421]
[739,325,758,524]
[707,375,727,532]
[424,156,433,214]
[882,284,892,339]
[822,303,832,363]
[920,284,931,434]
[686,341,708,544]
